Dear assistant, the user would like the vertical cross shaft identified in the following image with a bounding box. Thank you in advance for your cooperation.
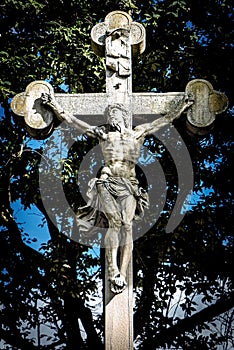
[91,11,146,349]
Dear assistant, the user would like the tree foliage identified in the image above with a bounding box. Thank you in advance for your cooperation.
[0,0,233,349]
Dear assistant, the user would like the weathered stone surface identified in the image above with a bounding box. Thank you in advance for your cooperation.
[55,93,107,117]
[54,92,185,118]
[105,257,133,350]
[186,79,228,127]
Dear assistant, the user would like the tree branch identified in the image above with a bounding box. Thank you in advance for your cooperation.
[146,290,234,348]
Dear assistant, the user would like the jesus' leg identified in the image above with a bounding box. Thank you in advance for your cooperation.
[119,195,136,281]
[96,182,125,293]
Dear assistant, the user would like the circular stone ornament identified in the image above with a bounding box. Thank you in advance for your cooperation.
[185,79,228,128]
[11,81,55,138]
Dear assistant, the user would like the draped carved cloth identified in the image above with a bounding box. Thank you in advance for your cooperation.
[76,176,149,235]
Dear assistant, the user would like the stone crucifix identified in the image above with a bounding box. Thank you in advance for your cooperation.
[11,11,228,350]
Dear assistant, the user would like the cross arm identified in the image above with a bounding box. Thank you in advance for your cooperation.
[11,79,228,139]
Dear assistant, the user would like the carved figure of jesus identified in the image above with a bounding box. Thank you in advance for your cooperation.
[41,94,193,293]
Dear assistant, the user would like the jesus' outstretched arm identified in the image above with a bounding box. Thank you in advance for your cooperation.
[40,93,107,139]
[134,94,194,138]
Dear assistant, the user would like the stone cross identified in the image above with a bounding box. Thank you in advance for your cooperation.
[11,10,228,350]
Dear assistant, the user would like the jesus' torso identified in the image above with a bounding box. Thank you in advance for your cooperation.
[100,129,144,179]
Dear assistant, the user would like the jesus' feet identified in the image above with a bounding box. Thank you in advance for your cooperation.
[110,273,127,294]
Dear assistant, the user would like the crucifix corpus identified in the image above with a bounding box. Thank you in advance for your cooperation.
[11,11,228,350]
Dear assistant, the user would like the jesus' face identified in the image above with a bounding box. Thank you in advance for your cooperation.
[107,107,125,128]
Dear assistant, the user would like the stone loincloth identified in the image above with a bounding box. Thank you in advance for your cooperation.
[76,176,149,235]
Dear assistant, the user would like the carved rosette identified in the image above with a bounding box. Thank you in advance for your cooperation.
[11,81,55,138]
